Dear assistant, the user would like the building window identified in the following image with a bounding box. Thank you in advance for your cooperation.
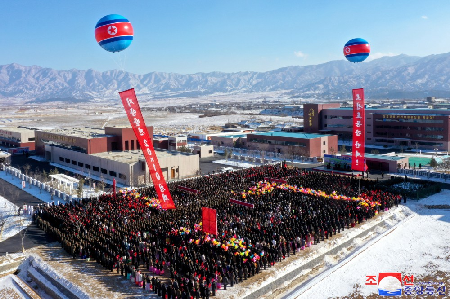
[78,162,84,167]
[85,164,90,169]
[119,173,126,180]
[101,168,107,174]
[72,160,77,165]
[323,141,326,145]
[59,157,64,162]
[93,166,99,172]
[109,171,117,177]
[209,150,213,154]
[323,150,326,153]
[65,158,70,163]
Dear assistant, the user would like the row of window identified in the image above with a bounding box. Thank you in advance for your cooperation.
[374,139,443,147]
[249,138,306,147]
[375,125,444,131]
[375,118,444,124]
[58,156,126,179]
[374,132,444,140]
[324,124,352,128]
[325,115,353,120]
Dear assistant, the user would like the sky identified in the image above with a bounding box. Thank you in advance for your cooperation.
[2,0,450,75]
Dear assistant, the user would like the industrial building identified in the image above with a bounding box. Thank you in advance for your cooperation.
[304,103,450,151]
[36,126,200,186]
[0,127,36,151]
[246,132,338,158]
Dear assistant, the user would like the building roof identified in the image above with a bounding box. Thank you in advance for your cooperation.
[91,149,196,164]
[49,173,79,184]
[38,127,114,139]
[250,132,333,139]
[329,107,450,116]
[364,153,406,161]
[0,127,35,134]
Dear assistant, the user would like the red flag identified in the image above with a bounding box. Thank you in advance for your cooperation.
[119,88,176,209]
[351,88,366,172]
[202,207,217,236]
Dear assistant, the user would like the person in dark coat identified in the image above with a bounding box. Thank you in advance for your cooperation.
[211,280,217,296]
[222,275,229,290]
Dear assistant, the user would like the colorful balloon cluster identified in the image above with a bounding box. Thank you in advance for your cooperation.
[233,180,381,208]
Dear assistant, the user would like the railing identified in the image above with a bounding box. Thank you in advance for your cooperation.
[397,168,450,180]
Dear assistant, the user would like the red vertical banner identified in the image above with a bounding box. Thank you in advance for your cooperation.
[352,88,365,171]
[113,178,116,200]
[119,88,176,209]
[202,207,217,236]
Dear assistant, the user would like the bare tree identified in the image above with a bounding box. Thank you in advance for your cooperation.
[329,147,337,156]
[77,177,85,199]
[22,164,31,176]
[286,146,297,163]
[340,144,347,155]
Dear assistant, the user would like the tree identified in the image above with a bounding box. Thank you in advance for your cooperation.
[77,177,85,199]
[439,157,450,173]
[340,144,347,155]
[224,148,232,161]
[430,158,438,169]
[23,164,31,176]
[177,145,192,153]
[329,147,337,155]
[42,170,48,183]
[287,146,297,163]
[234,138,245,149]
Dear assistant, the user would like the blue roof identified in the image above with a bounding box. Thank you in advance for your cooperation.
[250,132,332,139]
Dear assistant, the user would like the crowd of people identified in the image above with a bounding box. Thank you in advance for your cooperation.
[34,164,402,298]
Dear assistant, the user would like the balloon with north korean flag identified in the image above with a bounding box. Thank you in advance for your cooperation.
[343,38,370,63]
[95,14,133,53]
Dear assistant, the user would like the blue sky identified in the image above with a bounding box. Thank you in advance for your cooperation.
[2,0,450,74]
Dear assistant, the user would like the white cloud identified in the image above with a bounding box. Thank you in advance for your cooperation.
[294,51,307,58]
[366,52,398,61]
[421,15,428,19]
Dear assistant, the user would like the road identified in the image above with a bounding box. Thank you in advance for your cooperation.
[0,177,56,255]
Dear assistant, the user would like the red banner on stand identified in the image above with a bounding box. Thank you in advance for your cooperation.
[177,186,200,194]
[351,88,366,171]
[119,88,176,209]
[202,207,217,236]
[264,177,287,184]
[230,198,255,208]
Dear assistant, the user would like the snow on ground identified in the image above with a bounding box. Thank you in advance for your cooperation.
[215,204,413,299]
[15,254,90,299]
[0,275,30,299]
[285,190,450,299]
[0,167,66,205]
[0,195,32,243]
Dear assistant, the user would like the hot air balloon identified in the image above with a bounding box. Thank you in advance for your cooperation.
[343,38,370,63]
[95,14,133,53]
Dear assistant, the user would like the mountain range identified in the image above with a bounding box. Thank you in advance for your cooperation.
[1,52,450,103]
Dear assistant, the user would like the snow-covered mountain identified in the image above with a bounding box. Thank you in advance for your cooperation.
[1,52,450,102]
